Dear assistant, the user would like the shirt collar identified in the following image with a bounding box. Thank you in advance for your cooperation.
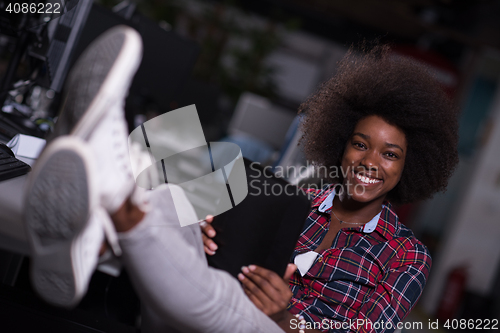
[315,187,381,233]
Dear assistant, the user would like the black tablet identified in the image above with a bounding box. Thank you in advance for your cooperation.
[207,158,311,278]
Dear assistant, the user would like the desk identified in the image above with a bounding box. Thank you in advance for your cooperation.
[0,156,34,256]
[0,155,120,276]
[0,157,140,332]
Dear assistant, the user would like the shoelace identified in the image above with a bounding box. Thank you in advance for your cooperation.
[128,142,158,212]
[100,130,158,257]
[98,206,122,256]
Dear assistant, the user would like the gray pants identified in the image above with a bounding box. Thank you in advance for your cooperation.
[117,185,283,333]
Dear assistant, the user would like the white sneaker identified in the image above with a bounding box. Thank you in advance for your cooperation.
[52,25,144,215]
[24,25,145,308]
[24,137,104,308]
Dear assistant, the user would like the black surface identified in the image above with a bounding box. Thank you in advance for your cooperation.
[0,142,31,181]
[0,112,46,141]
[71,4,200,131]
[207,158,311,278]
[0,257,141,333]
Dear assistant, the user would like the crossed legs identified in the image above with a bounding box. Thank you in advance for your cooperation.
[111,185,282,332]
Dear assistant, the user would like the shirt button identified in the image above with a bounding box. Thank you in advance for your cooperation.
[318,257,323,262]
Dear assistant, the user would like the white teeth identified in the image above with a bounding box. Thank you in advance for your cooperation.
[356,173,381,184]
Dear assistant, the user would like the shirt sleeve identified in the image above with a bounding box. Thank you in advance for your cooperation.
[336,240,432,333]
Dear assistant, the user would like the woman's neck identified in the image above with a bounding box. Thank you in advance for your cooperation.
[331,189,385,225]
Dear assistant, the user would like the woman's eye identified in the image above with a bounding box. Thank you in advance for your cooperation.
[385,152,398,159]
[353,142,366,149]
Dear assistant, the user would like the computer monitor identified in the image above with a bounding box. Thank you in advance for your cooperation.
[70,3,200,128]
[31,0,93,93]
[40,2,200,121]
[228,92,296,149]
[2,1,200,134]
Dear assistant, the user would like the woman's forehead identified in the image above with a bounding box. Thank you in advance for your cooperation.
[353,115,407,148]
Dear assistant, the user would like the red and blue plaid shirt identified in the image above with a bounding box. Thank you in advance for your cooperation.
[287,184,431,332]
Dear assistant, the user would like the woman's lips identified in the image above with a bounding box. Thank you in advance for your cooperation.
[354,173,382,186]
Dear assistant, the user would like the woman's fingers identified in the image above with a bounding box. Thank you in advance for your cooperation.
[247,265,293,296]
[200,215,216,236]
[239,265,292,314]
[200,215,217,255]
[239,272,276,315]
[202,234,217,255]
[241,278,265,311]
[283,263,297,281]
[242,266,282,300]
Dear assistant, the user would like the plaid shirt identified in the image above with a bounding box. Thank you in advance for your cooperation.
[287,185,431,333]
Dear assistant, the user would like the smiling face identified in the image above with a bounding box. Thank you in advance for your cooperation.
[341,115,407,205]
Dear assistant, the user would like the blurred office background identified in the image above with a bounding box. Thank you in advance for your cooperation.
[1,0,500,331]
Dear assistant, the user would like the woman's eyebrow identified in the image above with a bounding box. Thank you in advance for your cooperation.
[353,132,404,153]
[386,142,404,153]
[352,132,369,140]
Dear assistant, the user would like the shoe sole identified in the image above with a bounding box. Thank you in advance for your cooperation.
[54,25,142,140]
[24,137,95,307]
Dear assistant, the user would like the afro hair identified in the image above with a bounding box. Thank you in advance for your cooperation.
[298,45,459,204]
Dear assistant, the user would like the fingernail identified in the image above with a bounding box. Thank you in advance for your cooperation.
[210,243,218,251]
[241,266,249,274]
[208,230,215,237]
[238,273,245,281]
[249,265,256,271]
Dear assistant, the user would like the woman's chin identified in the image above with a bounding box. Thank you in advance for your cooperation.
[344,189,385,205]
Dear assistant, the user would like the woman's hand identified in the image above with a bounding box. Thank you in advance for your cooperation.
[238,264,297,318]
[200,215,218,255]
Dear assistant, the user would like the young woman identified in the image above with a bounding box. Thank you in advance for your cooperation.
[202,45,459,332]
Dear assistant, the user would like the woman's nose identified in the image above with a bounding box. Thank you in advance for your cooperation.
[359,151,379,173]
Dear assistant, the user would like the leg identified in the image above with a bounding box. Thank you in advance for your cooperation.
[24,25,144,306]
[114,184,283,333]
[24,137,106,307]
[24,25,282,332]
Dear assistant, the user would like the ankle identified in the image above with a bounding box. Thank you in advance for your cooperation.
[99,242,108,256]
[110,197,145,232]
